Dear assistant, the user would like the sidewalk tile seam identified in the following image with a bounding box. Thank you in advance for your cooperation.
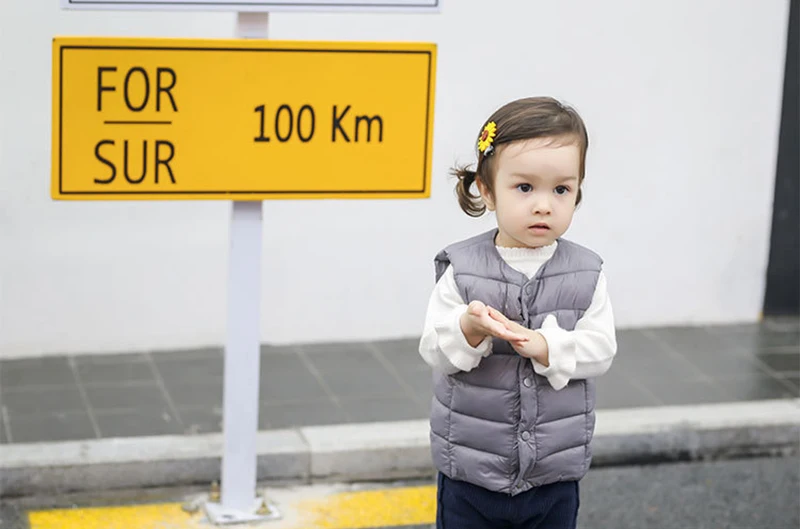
[91,407,183,418]
[638,329,715,383]
[746,355,797,382]
[1,380,164,392]
[754,345,800,354]
[144,352,186,430]
[259,397,357,407]
[73,352,150,363]
[293,348,347,419]
[365,341,428,411]
[2,404,13,444]
[622,376,666,406]
[616,367,708,383]
[298,342,373,356]
[713,373,800,395]
[67,356,102,439]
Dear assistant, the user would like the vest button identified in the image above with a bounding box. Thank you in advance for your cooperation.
[521,431,531,441]
[523,377,533,387]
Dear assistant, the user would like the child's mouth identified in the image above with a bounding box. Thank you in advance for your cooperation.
[529,224,550,232]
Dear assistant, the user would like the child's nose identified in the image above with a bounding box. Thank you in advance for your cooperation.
[532,195,552,215]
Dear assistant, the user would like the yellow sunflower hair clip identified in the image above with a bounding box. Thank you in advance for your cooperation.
[478,121,497,156]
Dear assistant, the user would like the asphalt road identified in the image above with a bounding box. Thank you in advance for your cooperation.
[1,455,798,529]
[577,455,799,529]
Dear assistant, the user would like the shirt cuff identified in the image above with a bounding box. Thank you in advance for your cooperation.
[531,315,577,390]
[434,307,493,372]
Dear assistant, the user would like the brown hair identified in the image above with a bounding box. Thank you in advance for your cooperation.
[453,96,589,217]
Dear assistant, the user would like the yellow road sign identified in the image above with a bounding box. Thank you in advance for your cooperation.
[51,37,437,200]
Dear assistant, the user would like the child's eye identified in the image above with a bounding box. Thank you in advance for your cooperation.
[554,185,570,195]
[516,183,532,193]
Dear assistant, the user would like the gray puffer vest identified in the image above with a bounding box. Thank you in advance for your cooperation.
[429,228,602,495]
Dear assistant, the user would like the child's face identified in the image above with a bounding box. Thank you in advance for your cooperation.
[478,137,581,249]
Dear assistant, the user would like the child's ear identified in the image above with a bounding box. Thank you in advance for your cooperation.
[476,177,496,211]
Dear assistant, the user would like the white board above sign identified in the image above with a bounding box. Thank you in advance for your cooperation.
[60,0,440,12]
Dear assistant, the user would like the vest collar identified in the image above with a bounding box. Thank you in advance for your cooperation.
[482,228,567,284]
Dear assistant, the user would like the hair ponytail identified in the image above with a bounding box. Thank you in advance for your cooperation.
[451,165,486,217]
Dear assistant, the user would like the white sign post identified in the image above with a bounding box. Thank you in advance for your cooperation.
[204,11,274,526]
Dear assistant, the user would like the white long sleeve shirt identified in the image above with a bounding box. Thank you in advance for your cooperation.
[418,241,617,390]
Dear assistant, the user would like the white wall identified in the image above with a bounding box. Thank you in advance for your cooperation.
[0,1,790,358]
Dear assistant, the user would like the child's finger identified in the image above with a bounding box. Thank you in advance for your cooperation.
[487,306,510,325]
[494,326,529,342]
[487,306,518,330]
[483,315,508,333]
[509,342,525,353]
[477,312,529,342]
[504,333,529,343]
[467,300,486,316]
[504,324,530,341]
[479,318,503,336]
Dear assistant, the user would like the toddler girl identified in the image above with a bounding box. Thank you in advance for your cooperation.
[419,96,618,529]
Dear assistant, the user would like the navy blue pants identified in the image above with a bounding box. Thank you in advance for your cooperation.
[436,473,580,529]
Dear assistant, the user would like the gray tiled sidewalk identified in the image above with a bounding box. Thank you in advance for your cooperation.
[0,317,797,444]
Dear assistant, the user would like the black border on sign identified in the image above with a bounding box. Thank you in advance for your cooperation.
[58,45,433,196]
[67,1,438,5]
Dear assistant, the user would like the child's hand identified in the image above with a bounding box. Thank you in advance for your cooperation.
[487,307,550,366]
[460,301,530,348]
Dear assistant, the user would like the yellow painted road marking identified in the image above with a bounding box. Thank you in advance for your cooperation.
[295,485,436,529]
[29,503,194,529]
[29,484,437,529]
